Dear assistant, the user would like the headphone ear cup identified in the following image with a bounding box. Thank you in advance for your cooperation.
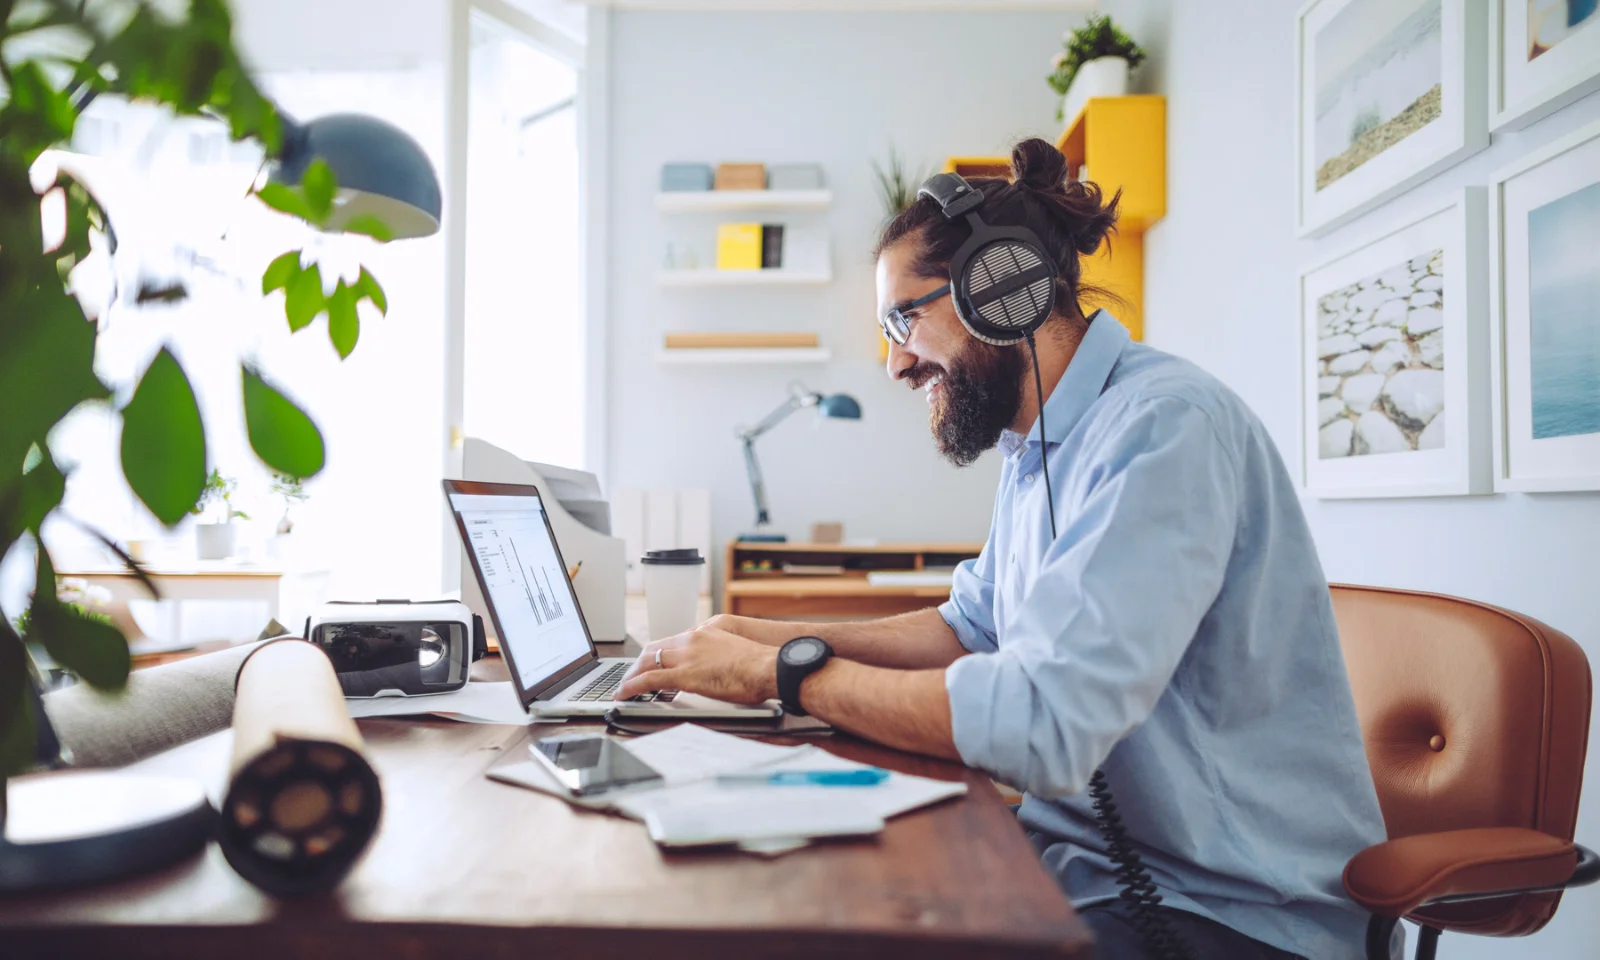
[950,235,1056,345]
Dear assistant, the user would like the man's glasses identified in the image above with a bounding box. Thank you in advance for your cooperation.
[879,284,951,345]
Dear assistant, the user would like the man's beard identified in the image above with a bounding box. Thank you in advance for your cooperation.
[907,337,1025,467]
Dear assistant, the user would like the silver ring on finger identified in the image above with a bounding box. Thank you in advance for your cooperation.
[653,647,663,669]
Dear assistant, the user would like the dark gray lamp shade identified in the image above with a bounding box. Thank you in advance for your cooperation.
[818,394,862,420]
[273,113,442,239]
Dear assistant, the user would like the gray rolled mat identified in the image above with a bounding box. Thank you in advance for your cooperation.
[41,641,265,768]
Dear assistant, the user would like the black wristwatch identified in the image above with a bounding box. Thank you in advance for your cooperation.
[776,636,833,717]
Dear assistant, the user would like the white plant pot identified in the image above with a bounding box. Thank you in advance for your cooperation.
[195,523,236,561]
[1061,55,1131,127]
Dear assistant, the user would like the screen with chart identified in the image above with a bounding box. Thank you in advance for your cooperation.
[451,492,590,691]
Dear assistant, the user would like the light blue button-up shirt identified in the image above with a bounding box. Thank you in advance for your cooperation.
[941,313,1387,960]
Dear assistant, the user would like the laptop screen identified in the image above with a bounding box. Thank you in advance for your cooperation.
[448,489,592,694]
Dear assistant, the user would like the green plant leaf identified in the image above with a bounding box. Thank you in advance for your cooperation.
[1,61,77,165]
[261,250,300,295]
[256,182,314,222]
[120,347,207,526]
[341,214,394,243]
[0,285,111,473]
[300,159,336,224]
[31,551,129,692]
[0,629,37,779]
[352,266,387,316]
[242,367,326,479]
[326,282,360,359]
[284,262,325,332]
[0,447,66,557]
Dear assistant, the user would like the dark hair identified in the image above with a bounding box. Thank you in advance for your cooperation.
[873,138,1121,325]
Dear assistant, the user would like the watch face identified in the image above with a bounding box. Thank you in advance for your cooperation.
[782,637,826,666]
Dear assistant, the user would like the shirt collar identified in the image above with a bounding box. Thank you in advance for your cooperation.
[999,311,1130,457]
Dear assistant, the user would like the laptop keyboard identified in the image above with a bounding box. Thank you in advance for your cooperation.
[571,662,679,703]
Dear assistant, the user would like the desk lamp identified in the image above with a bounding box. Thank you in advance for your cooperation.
[272,112,442,238]
[737,382,862,543]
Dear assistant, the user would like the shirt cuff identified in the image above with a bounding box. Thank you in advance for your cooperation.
[945,652,1035,780]
[939,600,996,653]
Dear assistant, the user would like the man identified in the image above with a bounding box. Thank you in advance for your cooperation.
[618,140,1387,960]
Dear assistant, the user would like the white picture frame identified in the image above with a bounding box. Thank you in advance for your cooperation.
[1301,189,1491,498]
[1295,0,1488,238]
[1489,118,1600,491]
[1489,0,1600,130]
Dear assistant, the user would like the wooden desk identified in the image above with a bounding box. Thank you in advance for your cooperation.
[0,719,1090,959]
[724,541,982,620]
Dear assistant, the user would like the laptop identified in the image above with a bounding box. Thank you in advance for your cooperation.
[444,479,781,720]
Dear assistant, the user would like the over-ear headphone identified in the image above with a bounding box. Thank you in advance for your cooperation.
[916,172,1057,347]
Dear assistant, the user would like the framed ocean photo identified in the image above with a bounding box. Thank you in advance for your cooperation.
[1490,0,1600,129]
[1301,189,1491,497]
[1295,0,1488,237]
[1490,118,1600,491]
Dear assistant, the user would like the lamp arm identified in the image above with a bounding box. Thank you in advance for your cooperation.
[738,392,816,443]
[742,436,771,527]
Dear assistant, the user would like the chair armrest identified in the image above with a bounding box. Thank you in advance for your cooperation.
[1344,827,1578,917]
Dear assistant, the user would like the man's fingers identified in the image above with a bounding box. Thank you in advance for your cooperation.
[616,666,684,701]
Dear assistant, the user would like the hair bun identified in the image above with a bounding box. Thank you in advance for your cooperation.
[1010,138,1069,194]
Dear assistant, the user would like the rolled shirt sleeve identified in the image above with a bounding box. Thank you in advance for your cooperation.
[940,545,1000,653]
[945,396,1241,798]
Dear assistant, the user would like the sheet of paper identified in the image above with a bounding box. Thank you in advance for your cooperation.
[343,681,533,725]
[621,722,805,784]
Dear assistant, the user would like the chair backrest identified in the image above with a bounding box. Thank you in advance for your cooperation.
[1330,584,1592,936]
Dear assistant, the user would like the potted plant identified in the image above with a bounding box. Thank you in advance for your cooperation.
[0,0,401,794]
[1047,14,1148,125]
[270,472,309,536]
[870,146,929,222]
[191,470,249,560]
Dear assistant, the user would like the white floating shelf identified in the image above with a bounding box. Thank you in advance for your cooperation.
[657,348,832,365]
[657,268,832,287]
[655,189,832,213]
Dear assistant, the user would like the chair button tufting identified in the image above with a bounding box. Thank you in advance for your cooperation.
[1429,735,1445,752]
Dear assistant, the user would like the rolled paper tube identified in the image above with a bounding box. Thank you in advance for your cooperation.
[218,638,383,897]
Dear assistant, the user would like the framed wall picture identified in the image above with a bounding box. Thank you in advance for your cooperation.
[1489,0,1600,130]
[1302,189,1491,498]
[1490,118,1600,491]
[1295,0,1488,237]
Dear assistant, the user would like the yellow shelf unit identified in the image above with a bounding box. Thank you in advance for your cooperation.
[935,95,1167,342]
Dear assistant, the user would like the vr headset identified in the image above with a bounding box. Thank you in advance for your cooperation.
[305,600,487,698]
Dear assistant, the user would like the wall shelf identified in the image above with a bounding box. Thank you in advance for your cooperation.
[657,268,832,287]
[655,189,832,213]
[657,347,832,365]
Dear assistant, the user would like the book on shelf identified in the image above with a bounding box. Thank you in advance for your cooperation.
[782,563,846,576]
[716,222,763,270]
[761,224,784,269]
[663,332,820,350]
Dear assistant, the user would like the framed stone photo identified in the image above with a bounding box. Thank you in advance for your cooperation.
[1490,118,1600,491]
[1295,0,1488,237]
[1301,189,1492,497]
[1490,0,1600,130]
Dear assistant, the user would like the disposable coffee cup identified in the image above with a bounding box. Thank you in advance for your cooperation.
[640,549,706,641]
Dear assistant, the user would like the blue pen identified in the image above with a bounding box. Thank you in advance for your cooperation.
[715,768,890,787]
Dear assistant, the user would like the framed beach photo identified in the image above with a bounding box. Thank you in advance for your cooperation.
[1489,119,1600,491]
[1302,189,1492,498]
[1295,0,1488,237]
[1490,0,1600,130]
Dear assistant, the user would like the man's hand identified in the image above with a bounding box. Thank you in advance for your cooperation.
[616,625,780,704]
[696,613,806,648]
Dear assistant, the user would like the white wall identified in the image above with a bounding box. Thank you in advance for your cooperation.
[606,10,1072,576]
[1100,1,1600,956]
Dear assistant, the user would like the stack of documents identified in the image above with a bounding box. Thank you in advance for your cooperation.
[344,681,535,725]
[487,724,966,855]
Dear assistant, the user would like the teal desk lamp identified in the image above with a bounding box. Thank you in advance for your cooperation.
[737,382,862,543]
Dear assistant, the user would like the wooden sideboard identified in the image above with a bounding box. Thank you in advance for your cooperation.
[722,541,982,621]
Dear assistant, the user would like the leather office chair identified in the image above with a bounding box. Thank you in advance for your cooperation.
[1331,584,1598,960]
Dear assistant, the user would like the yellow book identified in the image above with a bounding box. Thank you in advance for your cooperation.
[716,223,763,271]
